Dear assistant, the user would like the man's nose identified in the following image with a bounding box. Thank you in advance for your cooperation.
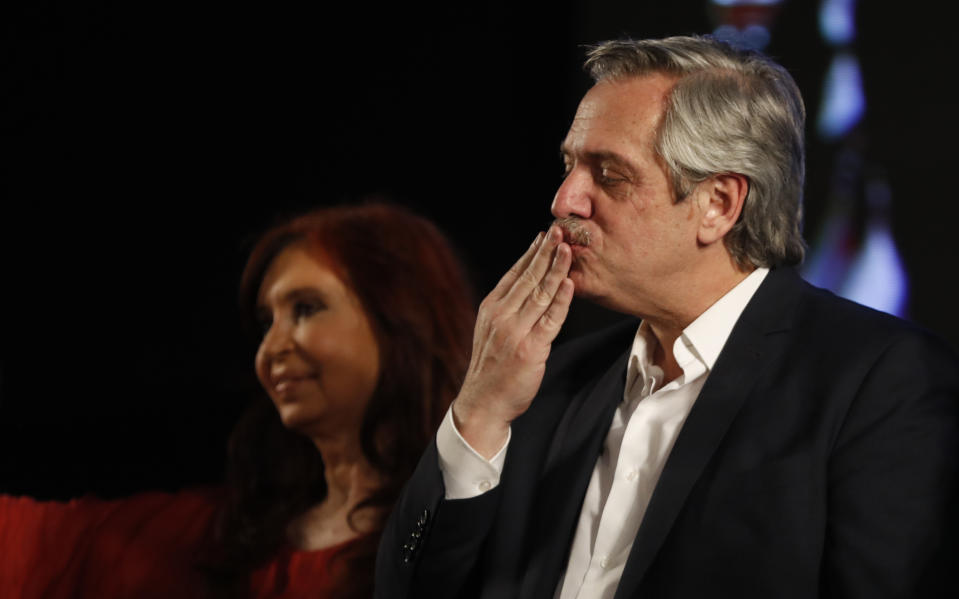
[551,167,593,219]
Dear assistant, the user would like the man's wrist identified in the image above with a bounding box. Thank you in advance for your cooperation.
[451,397,511,460]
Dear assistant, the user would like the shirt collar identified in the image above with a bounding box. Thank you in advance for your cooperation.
[625,267,769,398]
[682,267,769,371]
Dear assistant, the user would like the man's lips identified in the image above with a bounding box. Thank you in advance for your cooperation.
[563,231,588,247]
[556,220,591,247]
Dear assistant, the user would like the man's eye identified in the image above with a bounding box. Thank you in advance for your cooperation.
[599,167,626,185]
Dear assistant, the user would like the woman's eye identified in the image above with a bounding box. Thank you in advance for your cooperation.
[293,301,321,320]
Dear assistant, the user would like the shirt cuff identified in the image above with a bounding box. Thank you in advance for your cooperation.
[435,404,510,500]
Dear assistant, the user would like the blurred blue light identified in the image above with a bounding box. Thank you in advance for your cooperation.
[804,179,909,317]
[712,24,772,50]
[713,24,741,43]
[816,53,865,140]
[742,24,771,49]
[801,216,854,292]
[819,0,857,45]
[840,225,908,317]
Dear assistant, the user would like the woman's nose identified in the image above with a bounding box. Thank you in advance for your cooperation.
[260,320,294,357]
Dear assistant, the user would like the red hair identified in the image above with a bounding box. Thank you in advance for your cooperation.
[208,201,475,597]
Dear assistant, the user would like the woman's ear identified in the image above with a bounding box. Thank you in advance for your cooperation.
[696,173,749,246]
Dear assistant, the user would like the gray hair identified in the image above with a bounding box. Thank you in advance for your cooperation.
[585,36,806,268]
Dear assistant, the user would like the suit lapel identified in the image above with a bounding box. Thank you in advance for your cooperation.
[521,345,632,598]
[613,268,801,598]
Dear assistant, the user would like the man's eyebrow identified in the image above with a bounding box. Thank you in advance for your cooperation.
[589,150,635,170]
[559,145,638,174]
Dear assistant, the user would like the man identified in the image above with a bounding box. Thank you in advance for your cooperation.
[375,36,959,598]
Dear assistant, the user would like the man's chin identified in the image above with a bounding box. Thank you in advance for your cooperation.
[568,268,595,299]
[568,268,617,306]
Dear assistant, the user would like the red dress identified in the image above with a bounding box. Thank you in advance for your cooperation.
[0,490,352,598]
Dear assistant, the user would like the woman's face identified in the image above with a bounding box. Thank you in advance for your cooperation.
[254,244,381,439]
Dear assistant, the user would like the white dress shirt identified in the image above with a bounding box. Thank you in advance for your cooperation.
[436,268,769,597]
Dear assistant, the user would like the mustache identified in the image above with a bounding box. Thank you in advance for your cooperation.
[552,217,591,247]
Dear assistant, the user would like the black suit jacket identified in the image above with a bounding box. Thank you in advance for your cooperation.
[376,268,959,598]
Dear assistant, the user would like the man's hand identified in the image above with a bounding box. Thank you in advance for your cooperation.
[452,225,574,458]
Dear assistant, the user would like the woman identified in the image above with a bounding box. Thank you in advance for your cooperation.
[0,202,475,598]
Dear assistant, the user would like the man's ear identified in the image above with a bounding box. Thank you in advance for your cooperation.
[696,173,749,246]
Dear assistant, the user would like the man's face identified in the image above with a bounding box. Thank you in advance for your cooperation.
[552,74,703,318]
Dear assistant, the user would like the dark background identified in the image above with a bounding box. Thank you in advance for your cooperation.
[2,1,956,499]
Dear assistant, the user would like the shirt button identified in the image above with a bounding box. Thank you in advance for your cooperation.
[600,556,610,569]
[625,469,638,482]
[478,480,491,492]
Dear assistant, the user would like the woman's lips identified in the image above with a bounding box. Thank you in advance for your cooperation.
[272,374,314,394]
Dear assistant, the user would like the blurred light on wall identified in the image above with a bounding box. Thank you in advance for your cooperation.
[804,174,909,315]
[800,0,909,317]
[708,0,783,50]
[819,0,857,44]
[816,52,865,140]
[840,181,909,316]
[713,24,771,50]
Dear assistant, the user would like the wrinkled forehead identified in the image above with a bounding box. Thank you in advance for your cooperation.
[564,74,676,156]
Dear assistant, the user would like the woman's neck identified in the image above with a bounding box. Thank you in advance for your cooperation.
[285,436,384,551]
